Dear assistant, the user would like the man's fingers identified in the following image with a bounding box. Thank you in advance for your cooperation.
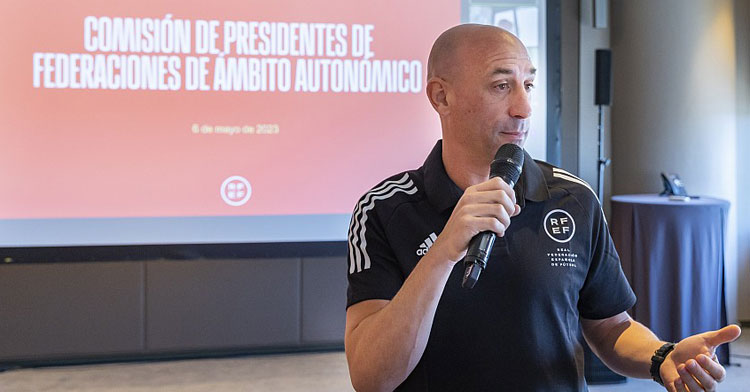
[704,324,741,348]
[686,358,717,390]
[464,190,516,217]
[673,378,688,392]
[677,363,703,392]
[477,217,506,237]
[471,178,516,202]
[461,204,511,227]
[469,177,501,192]
[697,354,726,382]
[464,189,511,204]
[472,176,512,190]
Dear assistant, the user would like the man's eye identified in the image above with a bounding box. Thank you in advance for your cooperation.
[525,83,535,91]
[495,83,509,90]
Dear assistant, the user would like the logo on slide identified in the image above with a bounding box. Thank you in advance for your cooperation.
[221,176,252,206]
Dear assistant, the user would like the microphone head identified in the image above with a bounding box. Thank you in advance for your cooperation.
[490,143,524,186]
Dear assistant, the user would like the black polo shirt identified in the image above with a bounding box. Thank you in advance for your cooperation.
[346,140,636,391]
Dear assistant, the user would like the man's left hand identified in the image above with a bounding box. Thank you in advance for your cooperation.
[659,324,741,391]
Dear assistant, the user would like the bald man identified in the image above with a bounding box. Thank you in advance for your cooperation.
[344,24,739,392]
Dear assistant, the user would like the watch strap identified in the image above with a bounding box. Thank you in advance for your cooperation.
[650,342,676,386]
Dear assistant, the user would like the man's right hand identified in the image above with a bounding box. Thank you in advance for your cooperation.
[429,177,520,263]
[346,177,520,391]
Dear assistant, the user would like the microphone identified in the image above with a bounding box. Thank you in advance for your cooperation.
[461,143,524,289]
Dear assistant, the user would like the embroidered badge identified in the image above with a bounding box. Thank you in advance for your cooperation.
[544,209,575,243]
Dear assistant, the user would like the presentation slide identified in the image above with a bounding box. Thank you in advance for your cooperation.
[0,1,545,247]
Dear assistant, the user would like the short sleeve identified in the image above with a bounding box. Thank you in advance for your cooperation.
[578,203,636,319]
[346,199,405,308]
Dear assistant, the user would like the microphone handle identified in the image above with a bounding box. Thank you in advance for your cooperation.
[462,232,495,288]
[461,177,515,289]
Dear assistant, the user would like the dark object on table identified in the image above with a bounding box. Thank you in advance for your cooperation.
[660,172,688,197]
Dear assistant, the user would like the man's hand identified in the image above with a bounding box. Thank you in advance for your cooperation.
[429,177,520,263]
[345,178,519,391]
[659,325,741,391]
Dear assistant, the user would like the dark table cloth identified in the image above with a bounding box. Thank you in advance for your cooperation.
[610,194,729,364]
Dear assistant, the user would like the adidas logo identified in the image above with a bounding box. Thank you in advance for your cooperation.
[416,232,438,256]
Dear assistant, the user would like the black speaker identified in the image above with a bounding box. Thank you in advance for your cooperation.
[595,49,611,106]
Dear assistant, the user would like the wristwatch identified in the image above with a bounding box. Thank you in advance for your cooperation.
[650,342,676,386]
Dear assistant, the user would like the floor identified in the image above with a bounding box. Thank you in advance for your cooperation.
[1,328,748,391]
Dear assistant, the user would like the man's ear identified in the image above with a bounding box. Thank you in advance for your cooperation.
[426,77,450,116]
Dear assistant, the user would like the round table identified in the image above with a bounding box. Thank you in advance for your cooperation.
[610,194,729,364]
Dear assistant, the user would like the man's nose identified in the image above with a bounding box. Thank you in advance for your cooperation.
[509,87,532,119]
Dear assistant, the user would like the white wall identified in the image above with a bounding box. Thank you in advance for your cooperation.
[735,0,750,321]
[610,0,740,323]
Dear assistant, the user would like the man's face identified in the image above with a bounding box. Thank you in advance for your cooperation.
[446,34,536,155]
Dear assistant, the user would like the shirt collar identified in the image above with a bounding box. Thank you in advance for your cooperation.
[516,149,550,207]
[423,140,550,212]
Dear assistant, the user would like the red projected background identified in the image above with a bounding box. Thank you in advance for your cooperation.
[0,1,457,220]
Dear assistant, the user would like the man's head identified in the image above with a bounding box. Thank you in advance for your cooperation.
[426,24,536,160]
